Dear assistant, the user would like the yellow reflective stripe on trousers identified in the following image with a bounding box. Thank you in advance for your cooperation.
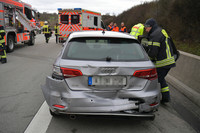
[155,56,175,67]
[0,50,6,58]
[161,86,169,92]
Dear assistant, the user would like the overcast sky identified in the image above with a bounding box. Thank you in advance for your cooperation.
[23,0,154,15]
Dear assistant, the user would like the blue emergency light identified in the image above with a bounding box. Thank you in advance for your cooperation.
[57,8,62,11]
[74,8,82,10]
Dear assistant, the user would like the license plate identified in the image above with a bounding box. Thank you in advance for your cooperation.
[88,76,126,86]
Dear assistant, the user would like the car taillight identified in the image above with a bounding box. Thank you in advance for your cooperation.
[60,67,83,78]
[133,68,157,80]
[53,104,65,108]
[52,66,63,80]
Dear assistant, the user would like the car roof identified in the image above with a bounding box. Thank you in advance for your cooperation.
[67,31,137,41]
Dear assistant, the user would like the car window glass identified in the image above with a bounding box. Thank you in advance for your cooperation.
[63,37,148,61]
[61,15,69,24]
[94,16,98,26]
[71,15,79,25]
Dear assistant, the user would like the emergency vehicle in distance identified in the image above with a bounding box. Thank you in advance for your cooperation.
[58,8,105,42]
[0,0,38,52]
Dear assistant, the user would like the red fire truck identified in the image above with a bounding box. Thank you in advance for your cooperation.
[0,0,38,52]
[58,8,105,42]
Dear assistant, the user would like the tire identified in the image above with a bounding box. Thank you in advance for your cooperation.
[6,35,15,53]
[49,109,60,117]
[28,32,35,46]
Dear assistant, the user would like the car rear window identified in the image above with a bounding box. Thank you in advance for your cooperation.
[62,37,148,61]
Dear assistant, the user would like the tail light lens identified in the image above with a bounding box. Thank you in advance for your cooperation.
[133,68,157,80]
[53,104,65,108]
[60,67,83,78]
[52,66,83,79]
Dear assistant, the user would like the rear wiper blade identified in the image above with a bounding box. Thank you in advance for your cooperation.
[106,56,112,62]
[98,56,112,61]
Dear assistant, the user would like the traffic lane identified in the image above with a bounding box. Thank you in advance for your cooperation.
[0,35,62,133]
[46,85,197,133]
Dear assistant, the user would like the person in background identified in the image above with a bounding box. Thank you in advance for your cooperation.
[130,23,144,39]
[112,23,119,32]
[54,23,59,44]
[107,22,113,31]
[119,22,127,33]
[42,21,51,43]
[0,25,7,64]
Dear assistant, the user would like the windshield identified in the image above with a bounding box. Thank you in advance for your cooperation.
[62,37,148,61]
[25,7,32,20]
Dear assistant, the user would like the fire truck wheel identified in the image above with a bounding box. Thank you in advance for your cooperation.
[28,33,35,46]
[7,35,15,53]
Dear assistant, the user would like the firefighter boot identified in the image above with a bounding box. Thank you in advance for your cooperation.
[161,91,170,103]
[1,58,7,64]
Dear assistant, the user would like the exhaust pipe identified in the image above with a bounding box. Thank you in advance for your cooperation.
[69,114,76,120]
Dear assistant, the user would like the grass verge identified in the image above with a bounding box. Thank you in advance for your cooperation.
[175,41,200,56]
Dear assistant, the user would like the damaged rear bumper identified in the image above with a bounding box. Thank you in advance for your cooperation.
[41,76,160,115]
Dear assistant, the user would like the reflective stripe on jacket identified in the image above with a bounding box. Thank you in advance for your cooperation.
[107,25,113,31]
[130,23,144,39]
[54,26,59,35]
[112,26,119,32]
[43,25,50,34]
[147,27,175,68]
[120,26,127,32]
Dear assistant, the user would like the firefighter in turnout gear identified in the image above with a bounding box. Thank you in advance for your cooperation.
[0,25,7,64]
[54,23,59,44]
[130,23,144,39]
[43,21,51,43]
[144,18,176,103]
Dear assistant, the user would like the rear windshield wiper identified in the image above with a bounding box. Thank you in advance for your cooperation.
[98,56,112,61]
[106,56,112,61]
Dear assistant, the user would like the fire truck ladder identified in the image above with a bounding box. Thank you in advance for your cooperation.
[15,10,35,31]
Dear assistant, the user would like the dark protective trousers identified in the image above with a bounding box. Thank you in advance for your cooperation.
[45,33,51,43]
[55,35,58,43]
[156,67,170,92]
[157,67,171,102]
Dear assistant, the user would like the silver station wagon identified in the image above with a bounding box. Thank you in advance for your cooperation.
[41,31,160,120]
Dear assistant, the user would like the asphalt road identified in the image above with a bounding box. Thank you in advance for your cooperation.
[0,34,200,133]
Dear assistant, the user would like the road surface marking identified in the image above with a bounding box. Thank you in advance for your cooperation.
[24,101,52,133]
